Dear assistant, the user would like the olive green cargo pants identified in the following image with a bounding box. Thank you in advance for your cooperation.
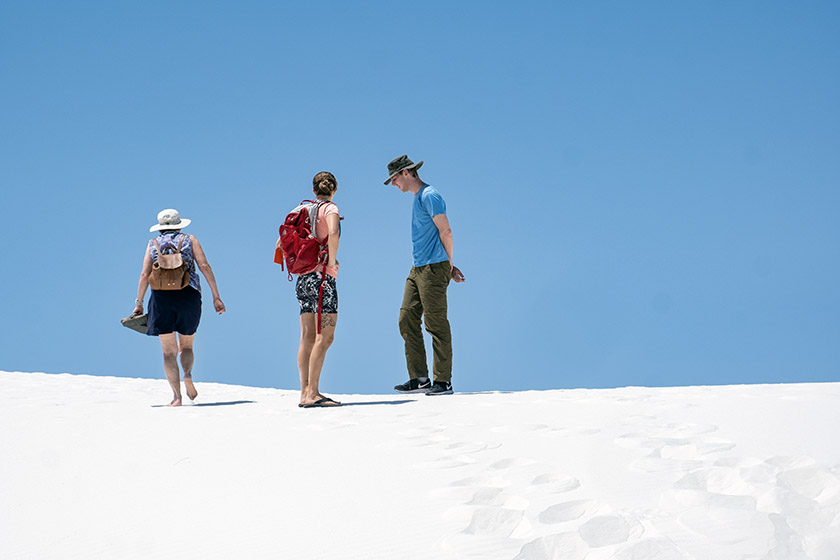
[399,261,452,383]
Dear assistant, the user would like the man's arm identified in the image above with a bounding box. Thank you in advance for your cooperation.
[432,214,465,283]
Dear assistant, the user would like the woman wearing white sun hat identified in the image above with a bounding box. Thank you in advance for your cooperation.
[131,209,225,406]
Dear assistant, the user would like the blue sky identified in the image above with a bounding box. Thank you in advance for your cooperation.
[1,1,838,394]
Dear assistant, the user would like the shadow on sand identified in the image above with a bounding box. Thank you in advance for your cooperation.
[335,399,414,407]
[151,400,256,408]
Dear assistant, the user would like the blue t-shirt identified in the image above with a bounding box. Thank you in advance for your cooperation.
[412,184,450,267]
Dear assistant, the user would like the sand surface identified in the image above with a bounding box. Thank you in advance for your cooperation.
[1,371,839,559]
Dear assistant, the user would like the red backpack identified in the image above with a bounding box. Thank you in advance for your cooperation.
[276,200,330,276]
[274,200,337,333]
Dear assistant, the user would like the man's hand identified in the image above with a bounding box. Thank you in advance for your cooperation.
[451,266,465,283]
[214,297,226,315]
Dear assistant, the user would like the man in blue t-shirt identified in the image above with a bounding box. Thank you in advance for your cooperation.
[384,155,465,396]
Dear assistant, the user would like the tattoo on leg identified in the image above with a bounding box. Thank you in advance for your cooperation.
[321,314,336,329]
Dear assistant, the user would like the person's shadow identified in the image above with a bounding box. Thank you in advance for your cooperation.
[337,399,414,407]
[152,399,416,408]
[151,400,256,408]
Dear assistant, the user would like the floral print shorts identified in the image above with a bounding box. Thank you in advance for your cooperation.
[295,271,338,315]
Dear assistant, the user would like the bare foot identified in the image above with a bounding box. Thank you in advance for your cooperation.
[167,397,182,407]
[184,376,198,401]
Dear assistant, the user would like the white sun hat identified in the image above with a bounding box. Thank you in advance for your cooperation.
[149,208,191,232]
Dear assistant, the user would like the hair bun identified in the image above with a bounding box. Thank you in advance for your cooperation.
[313,171,338,196]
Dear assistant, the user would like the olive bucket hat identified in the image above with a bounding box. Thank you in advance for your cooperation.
[384,154,424,185]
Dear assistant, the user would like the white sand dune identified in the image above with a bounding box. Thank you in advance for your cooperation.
[1,371,839,559]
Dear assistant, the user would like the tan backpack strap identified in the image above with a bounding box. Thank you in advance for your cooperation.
[152,238,162,257]
[176,233,187,252]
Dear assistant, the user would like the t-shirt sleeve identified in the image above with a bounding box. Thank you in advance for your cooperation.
[315,202,340,242]
[422,191,446,217]
[324,202,339,217]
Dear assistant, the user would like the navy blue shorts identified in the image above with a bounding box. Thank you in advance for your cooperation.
[147,287,202,336]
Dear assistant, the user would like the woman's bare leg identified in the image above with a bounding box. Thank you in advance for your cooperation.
[159,333,182,406]
[178,333,197,401]
[301,313,339,406]
[297,314,317,404]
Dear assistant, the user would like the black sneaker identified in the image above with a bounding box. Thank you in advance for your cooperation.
[394,378,432,394]
[426,381,453,396]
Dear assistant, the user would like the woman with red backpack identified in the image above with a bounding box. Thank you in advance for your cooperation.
[277,171,342,408]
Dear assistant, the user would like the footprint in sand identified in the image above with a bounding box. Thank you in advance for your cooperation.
[514,532,588,560]
[664,423,719,437]
[677,506,773,547]
[451,475,510,488]
[763,513,812,559]
[436,475,510,504]
[618,421,735,475]
[539,500,604,524]
[627,441,735,475]
[577,514,642,548]
[442,507,531,559]
[610,538,686,560]
[675,466,756,496]
[463,506,528,538]
[714,456,763,468]
[466,488,529,510]
[414,454,476,470]
[777,467,840,503]
[442,441,501,454]
[617,422,719,442]
[466,487,505,506]
[664,438,735,459]
[765,455,817,470]
[618,434,732,456]
[720,458,778,485]
[530,473,581,493]
[489,457,536,470]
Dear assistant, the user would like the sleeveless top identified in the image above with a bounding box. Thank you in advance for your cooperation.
[148,231,201,292]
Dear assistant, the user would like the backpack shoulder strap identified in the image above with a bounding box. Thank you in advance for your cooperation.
[307,201,325,235]
[152,234,186,257]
